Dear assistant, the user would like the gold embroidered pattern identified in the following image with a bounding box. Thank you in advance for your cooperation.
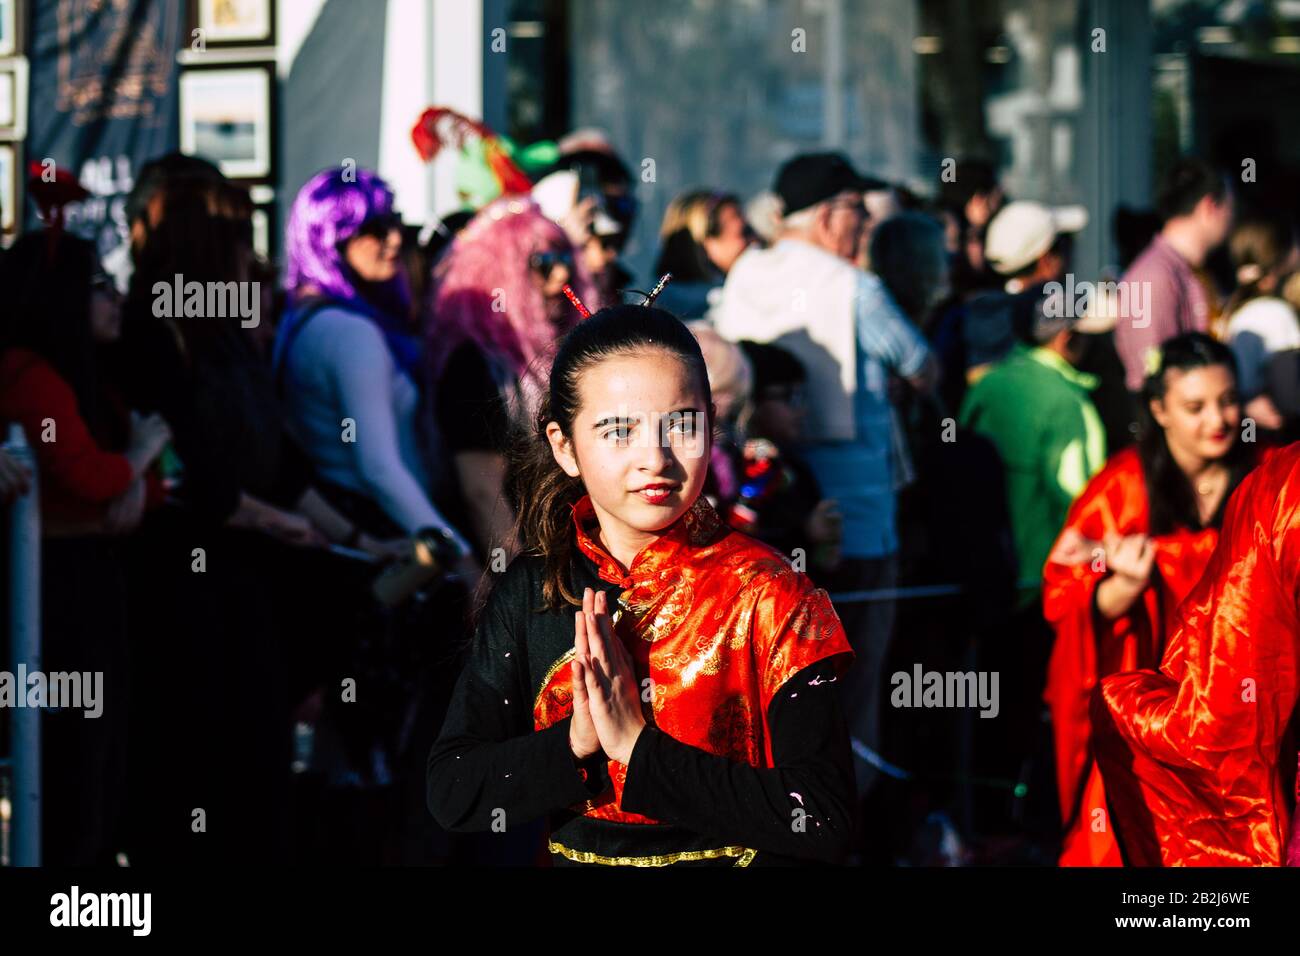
[707,694,760,764]
[548,840,757,867]
[534,647,577,714]
[619,577,694,644]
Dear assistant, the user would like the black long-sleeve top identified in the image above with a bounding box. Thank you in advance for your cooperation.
[109,314,314,523]
[427,548,857,867]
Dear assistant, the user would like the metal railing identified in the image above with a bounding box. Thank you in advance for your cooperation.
[3,422,40,866]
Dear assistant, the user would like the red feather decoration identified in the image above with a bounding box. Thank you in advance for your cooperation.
[410,107,533,196]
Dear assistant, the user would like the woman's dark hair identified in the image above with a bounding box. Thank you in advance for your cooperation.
[125,151,223,231]
[504,304,713,613]
[0,230,112,441]
[1137,332,1250,534]
[125,176,255,361]
[739,340,806,396]
[654,228,715,283]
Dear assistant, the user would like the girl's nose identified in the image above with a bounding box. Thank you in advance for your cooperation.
[644,418,676,468]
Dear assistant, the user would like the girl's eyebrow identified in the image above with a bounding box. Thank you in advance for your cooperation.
[591,407,704,429]
[593,416,637,429]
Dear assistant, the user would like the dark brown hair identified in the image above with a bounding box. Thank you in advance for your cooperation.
[504,303,713,613]
[1156,157,1229,222]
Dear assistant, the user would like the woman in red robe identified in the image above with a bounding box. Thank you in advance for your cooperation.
[1091,440,1300,866]
[1043,334,1260,866]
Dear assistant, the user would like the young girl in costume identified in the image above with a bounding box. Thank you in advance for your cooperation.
[427,295,857,866]
[1042,333,1265,865]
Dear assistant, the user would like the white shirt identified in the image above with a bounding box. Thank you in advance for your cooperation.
[1226,296,1300,397]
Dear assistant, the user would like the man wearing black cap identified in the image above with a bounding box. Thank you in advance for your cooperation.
[714,152,936,809]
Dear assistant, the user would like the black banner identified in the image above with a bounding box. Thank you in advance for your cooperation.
[24,0,181,283]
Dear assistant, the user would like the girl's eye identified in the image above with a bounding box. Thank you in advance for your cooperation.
[603,426,633,444]
[666,417,697,439]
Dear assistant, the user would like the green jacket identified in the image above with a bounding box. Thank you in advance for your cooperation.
[958,344,1106,603]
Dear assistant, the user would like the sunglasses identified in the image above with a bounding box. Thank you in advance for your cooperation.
[529,250,575,276]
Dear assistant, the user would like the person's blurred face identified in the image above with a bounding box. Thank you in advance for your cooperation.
[344,214,403,283]
[530,246,576,328]
[530,246,575,298]
[864,189,900,228]
[581,234,620,276]
[88,265,123,343]
[922,241,952,310]
[964,187,1003,230]
[939,210,961,255]
[813,191,866,262]
[1150,364,1240,465]
[1037,235,1073,285]
[1198,189,1235,251]
[751,383,807,447]
[702,203,752,274]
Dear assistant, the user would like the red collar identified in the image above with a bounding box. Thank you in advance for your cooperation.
[570,493,724,587]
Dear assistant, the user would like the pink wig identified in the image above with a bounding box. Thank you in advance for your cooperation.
[427,197,600,389]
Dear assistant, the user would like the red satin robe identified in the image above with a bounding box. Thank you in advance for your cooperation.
[1043,447,1220,866]
[1092,442,1300,866]
[534,493,854,825]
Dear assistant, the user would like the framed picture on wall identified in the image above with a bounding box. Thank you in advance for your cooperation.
[0,0,18,58]
[179,64,274,182]
[0,58,27,138]
[0,143,16,234]
[191,0,275,48]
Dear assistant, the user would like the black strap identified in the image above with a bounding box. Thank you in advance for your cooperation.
[274,296,339,397]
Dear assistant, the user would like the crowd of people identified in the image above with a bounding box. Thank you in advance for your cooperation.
[2,129,1299,866]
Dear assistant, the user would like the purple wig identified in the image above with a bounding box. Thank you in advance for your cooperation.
[284,166,410,315]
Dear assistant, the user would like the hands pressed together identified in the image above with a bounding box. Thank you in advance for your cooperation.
[569,587,647,767]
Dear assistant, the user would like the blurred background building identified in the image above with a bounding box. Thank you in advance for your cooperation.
[3,1,1300,283]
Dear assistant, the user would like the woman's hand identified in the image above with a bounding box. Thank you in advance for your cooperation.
[568,590,603,761]
[1105,532,1155,589]
[126,411,172,472]
[1245,393,1285,431]
[357,533,410,564]
[1095,532,1155,620]
[261,508,329,548]
[1048,526,1102,567]
[102,478,146,534]
[804,498,843,546]
[576,587,646,765]
[560,195,599,250]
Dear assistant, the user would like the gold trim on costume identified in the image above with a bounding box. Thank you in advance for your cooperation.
[535,647,577,707]
[548,840,758,867]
